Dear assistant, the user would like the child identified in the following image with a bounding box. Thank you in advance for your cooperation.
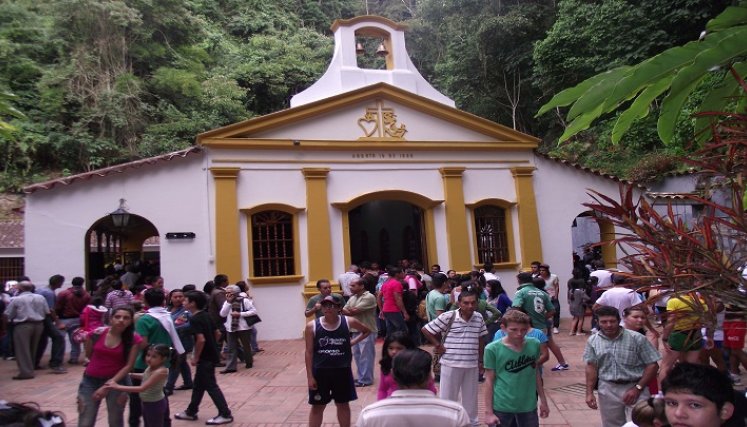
[568,277,590,335]
[174,291,233,425]
[661,362,737,427]
[80,296,108,333]
[74,296,109,362]
[376,331,436,400]
[105,344,170,427]
[621,395,667,427]
[483,310,549,426]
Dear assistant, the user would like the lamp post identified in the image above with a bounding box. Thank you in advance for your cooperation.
[110,198,130,228]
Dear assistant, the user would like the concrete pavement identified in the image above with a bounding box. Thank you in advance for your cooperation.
[0,318,723,426]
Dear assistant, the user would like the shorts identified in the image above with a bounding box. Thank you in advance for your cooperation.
[669,329,702,352]
[724,321,746,349]
[308,367,357,405]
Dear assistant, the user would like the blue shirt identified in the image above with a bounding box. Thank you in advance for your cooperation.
[35,287,56,309]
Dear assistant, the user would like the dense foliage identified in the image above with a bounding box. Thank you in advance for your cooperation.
[0,0,735,192]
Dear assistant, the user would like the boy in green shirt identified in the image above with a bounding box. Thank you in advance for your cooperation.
[484,309,549,427]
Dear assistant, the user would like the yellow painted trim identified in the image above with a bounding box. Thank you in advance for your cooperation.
[424,208,438,270]
[210,167,242,281]
[211,158,530,165]
[465,199,517,209]
[440,167,471,271]
[243,204,303,280]
[303,168,334,287]
[248,275,305,285]
[197,83,539,145]
[331,189,442,269]
[466,198,517,266]
[511,167,543,270]
[200,138,536,151]
[598,218,618,269]
[341,213,352,270]
[331,15,408,32]
[331,190,443,210]
[240,203,305,216]
[473,262,520,270]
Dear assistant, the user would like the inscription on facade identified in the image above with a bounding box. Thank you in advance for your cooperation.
[352,153,414,159]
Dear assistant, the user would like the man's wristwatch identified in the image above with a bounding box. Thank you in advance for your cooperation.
[634,384,644,391]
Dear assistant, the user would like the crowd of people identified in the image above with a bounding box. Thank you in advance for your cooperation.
[1,255,746,427]
[0,271,263,426]
[304,256,746,427]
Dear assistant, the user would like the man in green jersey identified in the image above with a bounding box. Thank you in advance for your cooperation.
[511,272,553,331]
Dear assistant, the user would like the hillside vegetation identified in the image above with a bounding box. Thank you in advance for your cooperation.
[0,0,732,192]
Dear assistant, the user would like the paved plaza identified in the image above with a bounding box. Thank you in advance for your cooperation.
[2,319,742,426]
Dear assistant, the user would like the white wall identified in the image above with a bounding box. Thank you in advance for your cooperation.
[25,154,213,288]
[533,155,633,317]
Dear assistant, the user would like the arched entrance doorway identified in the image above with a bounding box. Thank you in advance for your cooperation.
[333,191,442,270]
[85,214,159,285]
[571,211,617,269]
[348,200,425,267]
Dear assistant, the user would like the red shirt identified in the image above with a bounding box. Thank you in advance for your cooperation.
[381,278,404,313]
[55,287,91,318]
[84,328,143,379]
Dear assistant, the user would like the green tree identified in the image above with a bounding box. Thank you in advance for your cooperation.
[536,0,745,146]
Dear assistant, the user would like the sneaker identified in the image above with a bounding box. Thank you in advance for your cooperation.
[174,412,198,421]
[50,366,67,374]
[551,363,570,371]
[206,415,233,425]
[553,327,560,334]
[569,332,576,336]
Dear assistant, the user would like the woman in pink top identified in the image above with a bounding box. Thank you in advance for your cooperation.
[76,306,145,427]
[377,332,436,400]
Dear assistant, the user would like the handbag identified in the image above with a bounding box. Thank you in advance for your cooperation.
[244,314,262,327]
[432,310,457,376]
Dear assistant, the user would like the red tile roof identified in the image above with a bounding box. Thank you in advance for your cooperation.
[534,151,648,189]
[0,218,23,249]
[23,147,202,194]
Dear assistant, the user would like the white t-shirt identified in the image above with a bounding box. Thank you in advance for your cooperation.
[590,269,613,288]
[596,287,642,324]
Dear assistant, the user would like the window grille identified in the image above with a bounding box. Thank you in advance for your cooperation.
[0,257,24,284]
[474,206,509,263]
[251,210,294,277]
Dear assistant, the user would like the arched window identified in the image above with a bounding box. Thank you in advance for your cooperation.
[474,205,509,264]
[251,210,295,277]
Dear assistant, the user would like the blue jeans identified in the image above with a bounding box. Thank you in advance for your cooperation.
[383,312,407,337]
[493,409,539,427]
[249,328,260,352]
[352,332,376,385]
[78,374,129,427]
[60,317,82,362]
[165,353,193,391]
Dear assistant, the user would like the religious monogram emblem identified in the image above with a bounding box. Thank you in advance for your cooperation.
[357,101,407,139]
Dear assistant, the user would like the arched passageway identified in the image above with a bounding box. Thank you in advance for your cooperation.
[85,214,159,285]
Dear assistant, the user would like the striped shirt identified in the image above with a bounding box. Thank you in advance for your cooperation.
[583,328,661,381]
[424,309,487,368]
[357,389,470,427]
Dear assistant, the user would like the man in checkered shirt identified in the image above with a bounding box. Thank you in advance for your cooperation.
[583,305,660,427]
